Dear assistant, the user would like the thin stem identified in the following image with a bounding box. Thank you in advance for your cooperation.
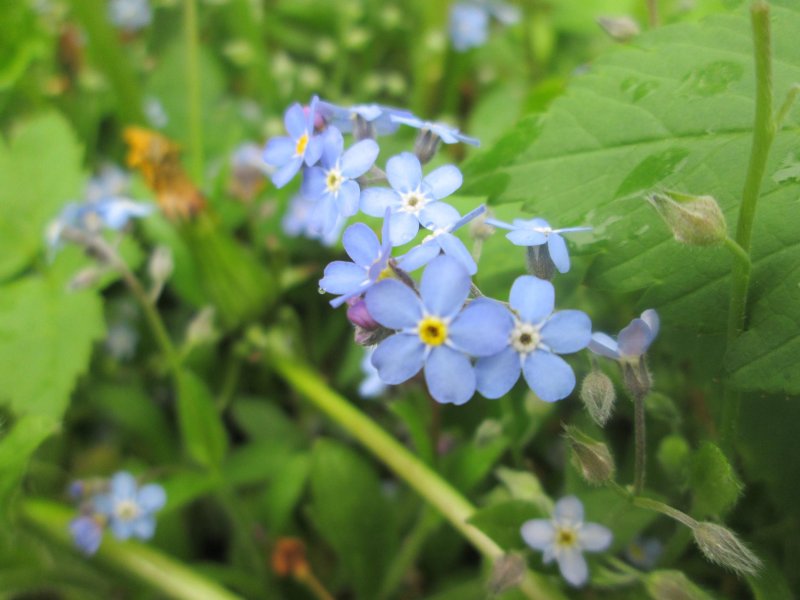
[380,507,440,599]
[722,0,774,452]
[184,0,204,181]
[299,572,336,600]
[724,237,752,271]
[633,391,646,495]
[632,496,698,530]
[267,348,567,600]
[775,83,800,131]
[646,0,660,28]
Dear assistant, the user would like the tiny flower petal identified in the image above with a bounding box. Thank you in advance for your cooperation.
[424,345,476,405]
[365,279,423,330]
[320,261,368,294]
[521,519,555,550]
[540,310,592,354]
[419,255,470,318]
[578,524,613,552]
[548,233,570,273]
[284,104,307,138]
[509,276,554,325]
[341,139,380,178]
[476,346,522,399]
[449,299,513,357]
[557,548,589,587]
[423,165,463,200]
[617,318,655,357]
[361,187,400,216]
[343,223,381,267]
[553,496,584,524]
[387,152,423,192]
[523,351,576,402]
[138,484,167,512]
[588,332,620,359]
[372,334,425,384]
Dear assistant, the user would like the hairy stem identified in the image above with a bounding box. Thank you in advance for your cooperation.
[633,391,647,495]
[632,497,698,530]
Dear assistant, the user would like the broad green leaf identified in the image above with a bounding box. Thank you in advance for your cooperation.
[176,370,228,469]
[308,439,398,600]
[689,442,742,517]
[0,113,84,280]
[462,1,800,394]
[467,500,543,550]
[0,415,58,509]
[260,453,310,532]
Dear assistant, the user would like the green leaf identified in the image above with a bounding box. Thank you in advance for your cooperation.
[467,500,544,550]
[176,370,228,469]
[689,442,742,517]
[0,113,84,281]
[463,1,800,393]
[308,439,398,600]
[0,415,58,509]
[260,453,310,532]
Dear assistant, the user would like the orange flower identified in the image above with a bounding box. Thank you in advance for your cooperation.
[271,537,309,579]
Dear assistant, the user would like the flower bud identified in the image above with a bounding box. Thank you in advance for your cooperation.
[645,570,715,600]
[564,425,615,485]
[352,114,377,141]
[597,16,641,42]
[622,356,652,399]
[487,554,527,596]
[271,537,309,579]
[692,522,761,576]
[526,245,555,281]
[580,369,616,426]
[148,245,174,286]
[646,191,727,247]
[185,307,218,348]
[414,129,441,165]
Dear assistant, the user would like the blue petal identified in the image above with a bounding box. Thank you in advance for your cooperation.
[386,152,422,193]
[520,519,555,551]
[360,187,400,217]
[92,493,114,516]
[110,472,137,500]
[507,229,547,246]
[641,309,660,339]
[541,310,592,354]
[396,241,440,272]
[618,318,654,357]
[284,104,307,138]
[321,126,344,167]
[476,346,521,399]
[343,223,380,267]
[389,211,420,246]
[320,261,367,294]
[341,139,379,178]
[418,202,460,229]
[316,195,342,236]
[588,333,620,359]
[263,136,294,166]
[578,524,612,552]
[110,518,135,541]
[420,255,470,318]
[557,548,588,588]
[554,496,584,523]
[437,233,477,275]
[509,276,554,324]
[303,167,327,199]
[70,517,103,555]
[449,298,514,356]
[548,233,570,273]
[132,516,157,540]
[372,333,425,384]
[271,157,303,188]
[304,135,323,166]
[423,165,462,199]
[424,346,476,405]
[365,279,423,329]
[137,484,167,512]
[522,350,576,402]
[337,180,361,217]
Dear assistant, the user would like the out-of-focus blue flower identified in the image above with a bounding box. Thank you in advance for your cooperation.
[319,214,392,308]
[69,515,104,555]
[589,310,660,362]
[521,496,612,587]
[108,0,152,32]
[359,347,387,398]
[317,101,414,136]
[450,4,489,51]
[93,472,166,541]
[229,142,273,200]
[475,276,591,401]
[263,98,323,188]
[390,114,480,146]
[487,217,591,274]
[85,164,130,203]
[303,127,379,233]
[144,97,168,128]
[625,536,662,569]
[361,152,463,246]
[365,255,512,405]
[397,205,486,275]
[282,193,345,247]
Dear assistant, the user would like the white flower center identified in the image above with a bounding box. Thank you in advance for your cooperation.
[114,499,140,521]
[400,189,428,215]
[325,167,343,194]
[510,321,541,354]
[554,525,579,550]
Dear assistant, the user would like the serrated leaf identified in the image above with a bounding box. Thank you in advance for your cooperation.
[467,500,544,550]
[463,1,800,393]
[176,370,228,469]
[689,442,742,517]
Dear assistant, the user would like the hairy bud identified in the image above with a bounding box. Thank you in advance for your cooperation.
[646,191,727,247]
[564,425,615,485]
[414,129,441,165]
[622,356,653,399]
[645,570,715,600]
[597,16,641,42]
[692,522,761,576]
[580,369,616,426]
[525,245,556,281]
[487,554,526,596]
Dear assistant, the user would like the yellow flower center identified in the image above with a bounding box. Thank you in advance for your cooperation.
[418,316,448,346]
[115,499,140,521]
[325,168,343,193]
[376,265,394,281]
[295,132,309,156]
[555,527,577,548]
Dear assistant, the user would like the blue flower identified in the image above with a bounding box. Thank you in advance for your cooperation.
[361,152,463,246]
[85,164,130,203]
[108,0,152,32]
[93,472,166,541]
[365,255,513,405]
[449,4,489,51]
[263,98,323,188]
[521,496,612,587]
[319,214,392,308]
[317,101,414,136]
[69,515,104,555]
[389,114,480,147]
[282,193,345,247]
[487,217,591,274]
[359,348,387,398]
[303,127,379,233]
[397,205,486,275]
[625,536,662,570]
[475,276,591,402]
[589,310,660,362]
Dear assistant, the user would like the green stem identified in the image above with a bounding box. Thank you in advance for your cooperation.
[722,0,774,452]
[774,83,800,131]
[723,237,752,272]
[631,496,698,529]
[23,500,242,600]
[268,349,567,600]
[646,0,660,28]
[184,0,204,182]
[633,391,646,495]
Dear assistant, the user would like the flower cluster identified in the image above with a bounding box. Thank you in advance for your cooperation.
[68,471,166,555]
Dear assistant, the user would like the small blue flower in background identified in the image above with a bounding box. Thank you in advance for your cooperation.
[475,276,591,401]
[317,101,414,136]
[365,255,512,405]
[144,96,169,129]
[521,496,612,587]
[486,217,591,274]
[108,0,152,33]
[303,126,379,234]
[319,213,392,308]
[359,347,387,398]
[85,164,130,203]
[449,3,489,52]
[69,515,104,555]
[397,205,486,275]
[361,152,464,246]
[625,536,662,570]
[589,309,660,362]
[93,472,166,541]
[263,98,323,188]
[389,114,480,147]
[282,193,345,247]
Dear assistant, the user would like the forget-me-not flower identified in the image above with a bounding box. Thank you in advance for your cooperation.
[317,101,413,137]
[303,126,379,234]
[282,193,345,247]
[487,217,591,274]
[359,347,387,398]
[449,3,489,51]
[319,214,392,308]
[390,114,480,147]
[360,152,463,246]
[475,276,591,402]
[521,496,612,587]
[365,255,512,405]
[263,98,323,188]
[93,472,166,541]
[69,515,104,555]
[397,205,486,275]
[589,309,660,362]
[108,0,152,32]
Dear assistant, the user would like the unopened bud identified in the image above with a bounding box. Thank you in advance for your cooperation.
[597,16,641,42]
[622,356,652,399]
[488,554,526,596]
[414,129,441,165]
[692,522,761,576]
[347,297,378,330]
[185,306,218,348]
[646,191,727,247]
[580,370,616,426]
[148,245,174,285]
[564,425,615,485]
[526,245,556,281]
[469,210,495,241]
[645,570,715,600]
[352,114,377,141]
[271,537,309,579]
[68,266,105,291]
